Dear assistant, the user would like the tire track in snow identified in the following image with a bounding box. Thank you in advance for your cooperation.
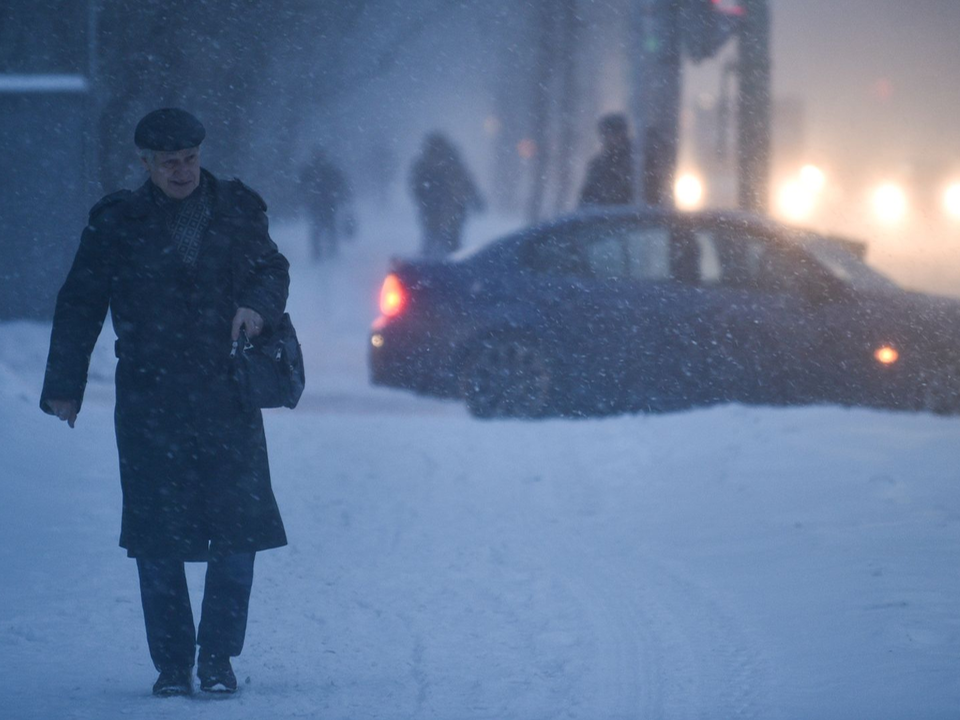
[545,533,778,720]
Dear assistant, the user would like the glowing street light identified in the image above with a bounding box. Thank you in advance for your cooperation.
[675,173,704,210]
[872,183,908,224]
[799,164,826,193]
[777,180,815,222]
[944,183,960,220]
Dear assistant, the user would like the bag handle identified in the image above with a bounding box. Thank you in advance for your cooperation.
[229,329,255,359]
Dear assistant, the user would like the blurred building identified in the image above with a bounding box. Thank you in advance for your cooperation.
[690,93,806,209]
[771,96,806,174]
[0,75,95,320]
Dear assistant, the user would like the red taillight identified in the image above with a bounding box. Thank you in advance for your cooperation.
[379,273,407,318]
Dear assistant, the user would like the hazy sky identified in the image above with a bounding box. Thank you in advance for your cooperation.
[769,0,960,172]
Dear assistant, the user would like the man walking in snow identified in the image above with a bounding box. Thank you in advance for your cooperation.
[41,108,289,697]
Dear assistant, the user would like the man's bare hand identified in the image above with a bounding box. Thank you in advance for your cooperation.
[47,399,78,428]
[232,307,265,341]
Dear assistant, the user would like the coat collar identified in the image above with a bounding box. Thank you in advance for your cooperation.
[124,169,228,219]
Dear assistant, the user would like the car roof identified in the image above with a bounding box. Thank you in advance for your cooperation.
[556,204,790,233]
[460,205,868,264]
[484,206,794,249]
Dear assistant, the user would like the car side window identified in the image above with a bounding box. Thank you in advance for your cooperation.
[523,229,586,277]
[623,226,671,281]
[584,232,627,279]
[694,231,723,284]
[715,227,807,294]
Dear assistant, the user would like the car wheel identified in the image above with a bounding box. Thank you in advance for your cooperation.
[460,337,552,418]
[920,363,960,415]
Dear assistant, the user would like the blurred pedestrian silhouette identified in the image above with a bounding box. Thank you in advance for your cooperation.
[299,147,353,262]
[579,113,634,206]
[409,132,484,259]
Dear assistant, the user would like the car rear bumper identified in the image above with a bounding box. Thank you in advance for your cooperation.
[368,318,462,398]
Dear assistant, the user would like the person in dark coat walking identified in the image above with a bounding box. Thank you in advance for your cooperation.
[579,113,635,207]
[299,146,353,262]
[41,108,289,697]
[409,132,484,259]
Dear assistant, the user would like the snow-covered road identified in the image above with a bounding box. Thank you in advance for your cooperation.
[2,209,959,719]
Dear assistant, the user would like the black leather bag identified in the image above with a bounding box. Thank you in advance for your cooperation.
[230,312,305,410]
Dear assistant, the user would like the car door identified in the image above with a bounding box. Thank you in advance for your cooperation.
[617,219,720,409]
[691,221,826,405]
[520,217,673,412]
[518,219,625,412]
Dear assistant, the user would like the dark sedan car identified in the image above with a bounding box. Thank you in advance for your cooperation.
[369,208,960,418]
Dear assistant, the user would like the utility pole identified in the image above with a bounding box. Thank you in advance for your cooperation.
[629,0,653,206]
[631,0,682,207]
[86,0,101,199]
[737,0,771,213]
[552,0,580,214]
[525,0,556,223]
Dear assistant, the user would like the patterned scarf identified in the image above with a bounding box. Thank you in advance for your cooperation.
[153,174,213,267]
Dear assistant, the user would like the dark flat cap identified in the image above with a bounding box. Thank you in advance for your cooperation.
[134,108,205,151]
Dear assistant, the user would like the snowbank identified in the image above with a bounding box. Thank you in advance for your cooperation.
[2,207,958,719]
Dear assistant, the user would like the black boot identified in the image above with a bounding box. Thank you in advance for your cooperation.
[198,652,238,694]
[152,666,193,697]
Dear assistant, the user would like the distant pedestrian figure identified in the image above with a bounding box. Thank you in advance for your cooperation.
[579,113,634,206]
[410,132,485,259]
[299,147,352,262]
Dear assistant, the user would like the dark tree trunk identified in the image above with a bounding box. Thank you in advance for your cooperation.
[552,0,580,215]
[525,0,556,223]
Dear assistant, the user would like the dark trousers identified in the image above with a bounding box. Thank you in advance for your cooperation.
[136,552,255,671]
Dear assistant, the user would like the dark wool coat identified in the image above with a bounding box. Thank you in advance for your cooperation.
[410,150,482,239]
[41,171,289,560]
[579,141,635,207]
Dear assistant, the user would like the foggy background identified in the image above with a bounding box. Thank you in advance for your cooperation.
[2,0,959,316]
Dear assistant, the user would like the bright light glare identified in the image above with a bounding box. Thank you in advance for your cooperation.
[516,138,536,159]
[944,183,960,219]
[777,181,815,222]
[874,346,899,365]
[674,173,704,210]
[872,183,908,224]
[799,164,826,192]
[379,274,406,317]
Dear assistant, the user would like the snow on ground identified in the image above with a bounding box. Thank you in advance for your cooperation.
[2,201,960,719]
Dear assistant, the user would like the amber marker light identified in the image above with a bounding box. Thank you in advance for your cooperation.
[379,273,407,318]
[874,346,899,365]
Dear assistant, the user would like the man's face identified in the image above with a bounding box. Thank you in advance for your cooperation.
[142,147,201,199]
